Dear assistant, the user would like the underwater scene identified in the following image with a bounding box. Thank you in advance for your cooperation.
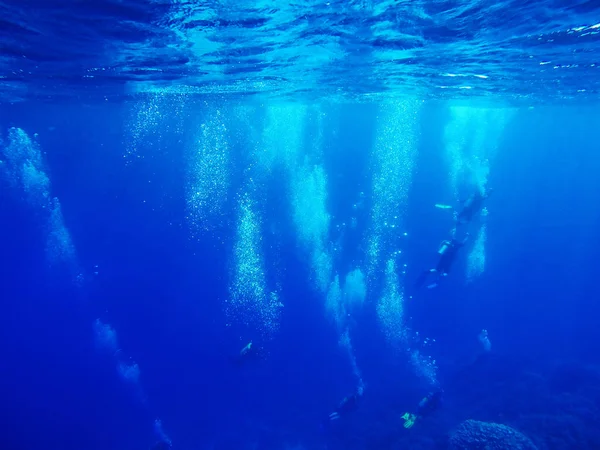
[2,1,600,449]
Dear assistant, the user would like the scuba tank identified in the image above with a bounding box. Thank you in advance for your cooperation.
[438,240,451,255]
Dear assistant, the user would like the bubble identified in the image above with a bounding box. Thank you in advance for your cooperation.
[124,92,187,163]
[228,192,280,338]
[261,106,336,296]
[45,198,77,267]
[118,361,141,384]
[410,349,438,387]
[376,259,438,385]
[186,109,230,235]
[312,247,333,294]
[339,329,363,387]
[366,100,420,279]
[466,224,487,283]
[344,268,366,310]
[292,163,330,246]
[74,273,85,287]
[1,127,48,206]
[444,106,514,281]
[223,104,314,340]
[153,419,172,447]
[326,268,367,333]
[21,160,50,204]
[94,319,118,354]
[376,259,407,347]
[1,128,80,275]
[291,162,332,293]
[478,329,492,352]
[258,104,307,173]
[326,275,343,328]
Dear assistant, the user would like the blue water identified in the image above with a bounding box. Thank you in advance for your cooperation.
[2,2,600,450]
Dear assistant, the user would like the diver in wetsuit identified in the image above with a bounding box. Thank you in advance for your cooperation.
[232,341,259,365]
[328,386,364,421]
[457,185,492,225]
[415,233,469,289]
[401,390,443,429]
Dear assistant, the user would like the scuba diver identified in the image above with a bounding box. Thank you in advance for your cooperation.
[327,386,364,422]
[401,390,443,429]
[415,233,469,289]
[457,184,492,225]
[232,340,259,365]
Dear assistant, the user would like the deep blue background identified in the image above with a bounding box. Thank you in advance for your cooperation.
[1,101,600,450]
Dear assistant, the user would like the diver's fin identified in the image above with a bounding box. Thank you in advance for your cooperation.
[401,413,416,429]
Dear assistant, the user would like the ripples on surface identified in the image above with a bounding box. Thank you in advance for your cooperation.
[1,0,600,102]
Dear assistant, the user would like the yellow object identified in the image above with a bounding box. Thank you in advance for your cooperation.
[401,413,416,429]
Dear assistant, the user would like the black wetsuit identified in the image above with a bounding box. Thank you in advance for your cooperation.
[458,189,490,224]
[325,393,360,427]
[402,391,443,429]
[415,238,466,288]
[233,343,259,365]
[435,239,463,275]
[336,394,359,415]
[417,391,443,417]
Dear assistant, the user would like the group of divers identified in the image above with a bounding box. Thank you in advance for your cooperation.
[321,184,492,432]
[150,185,492,449]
